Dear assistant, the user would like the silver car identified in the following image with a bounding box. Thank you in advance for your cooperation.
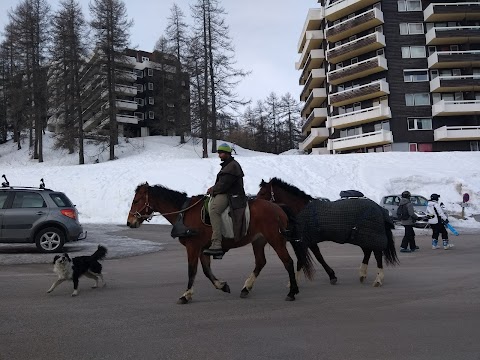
[0,185,86,253]
[379,194,429,228]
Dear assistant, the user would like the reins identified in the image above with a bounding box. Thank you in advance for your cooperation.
[130,194,206,220]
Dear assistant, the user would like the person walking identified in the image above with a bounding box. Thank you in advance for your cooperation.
[203,143,246,258]
[398,191,420,253]
[426,193,451,250]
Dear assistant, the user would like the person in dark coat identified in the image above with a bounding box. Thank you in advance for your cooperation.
[203,143,246,258]
[399,190,420,253]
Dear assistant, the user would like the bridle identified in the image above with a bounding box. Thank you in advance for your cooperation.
[269,185,276,202]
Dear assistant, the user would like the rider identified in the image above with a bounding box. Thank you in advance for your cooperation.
[204,143,246,257]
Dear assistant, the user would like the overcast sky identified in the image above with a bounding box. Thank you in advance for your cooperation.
[0,0,316,112]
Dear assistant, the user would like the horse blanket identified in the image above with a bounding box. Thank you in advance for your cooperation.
[297,198,393,251]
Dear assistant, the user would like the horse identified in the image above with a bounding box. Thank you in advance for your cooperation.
[126,182,315,304]
[257,178,398,287]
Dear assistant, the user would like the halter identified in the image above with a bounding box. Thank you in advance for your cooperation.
[270,185,276,202]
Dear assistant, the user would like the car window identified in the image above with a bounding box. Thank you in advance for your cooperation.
[50,193,73,207]
[0,192,8,208]
[393,196,400,205]
[414,196,428,206]
[384,196,394,205]
[12,192,46,208]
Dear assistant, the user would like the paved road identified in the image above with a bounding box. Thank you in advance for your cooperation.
[0,224,479,360]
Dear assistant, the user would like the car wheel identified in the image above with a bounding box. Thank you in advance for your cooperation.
[35,227,65,253]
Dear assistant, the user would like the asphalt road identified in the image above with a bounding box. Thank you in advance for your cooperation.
[0,224,479,360]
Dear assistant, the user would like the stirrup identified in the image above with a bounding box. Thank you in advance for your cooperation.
[203,248,224,256]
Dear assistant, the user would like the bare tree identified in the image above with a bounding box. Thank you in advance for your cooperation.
[279,93,302,152]
[90,0,133,161]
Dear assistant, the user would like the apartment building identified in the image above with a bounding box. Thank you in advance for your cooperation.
[297,0,480,154]
[48,49,190,138]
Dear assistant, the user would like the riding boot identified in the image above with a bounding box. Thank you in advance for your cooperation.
[203,239,223,256]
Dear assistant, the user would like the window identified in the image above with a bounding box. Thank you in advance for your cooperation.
[148,83,153,90]
[141,56,149,62]
[471,141,480,151]
[148,68,153,76]
[135,98,144,106]
[404,69,429,82]
[374,121,390,131]
[351,57,358,65]
[135,84,143,92]
[12,192,46,208]
[50,193,73,207]
[148,111,154,119]
[400,23,424,35]
[398,0,421,12]
[409,143,433,152]
[405,93,430,106]
[0,193,8,208]
[149,97,154,105]
[376,48,384,56]
[402,46,426,58]
[134,112,144,120]
[407,117,432,130]
[135,69,143,78]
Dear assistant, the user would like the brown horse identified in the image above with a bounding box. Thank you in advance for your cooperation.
[127,183,314,303]
[257,178,398,287]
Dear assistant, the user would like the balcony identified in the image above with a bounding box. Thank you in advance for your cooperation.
[301,88,328,117]
[300,67,326,86]
[297,8,324,52]
[434,125,480,141]
[302,107,328,133]
[82,111,104,132]
[426,26,480,45]
[116,99,138,111]
[326,32,385,64]
[432,99,480,116]
[116,114,139,125]
[296,49,325,71]
[328,102,391,129]
[300,69,326,101]
[115,84,137,96]
[310,147,330,155]
[297,31,324,70]
[115,55,137,68]
[325,8,384,43]
[116,69,137,82]
[327,55,387,85]
[328,129,393,152]
[424,2,480,22]
[430,75,480,92]
[329,79,389,107]
[299,127,330,151]
[428,50,480,69]
[325,0,380,22]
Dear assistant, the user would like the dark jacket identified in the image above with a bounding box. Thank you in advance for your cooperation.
[399,197,419,226]
[211,156,245,197]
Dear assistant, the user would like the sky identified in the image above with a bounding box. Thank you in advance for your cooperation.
[0,0,316,110]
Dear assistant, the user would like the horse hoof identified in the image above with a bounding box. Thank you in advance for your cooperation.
[330,278,338,285]
[240,288,249,298]
[177,296,189,304]
[285,295,296,301]
[360,276,366,283]
[373,281,382,287]
[222,283,231,293]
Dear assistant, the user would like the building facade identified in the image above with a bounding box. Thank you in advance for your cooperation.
[297,0,480,154]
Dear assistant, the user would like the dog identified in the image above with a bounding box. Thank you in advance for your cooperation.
[47,245,107,296]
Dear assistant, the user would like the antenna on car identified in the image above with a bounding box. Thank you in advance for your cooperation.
[2,174,9,187]
[39,178,45,189]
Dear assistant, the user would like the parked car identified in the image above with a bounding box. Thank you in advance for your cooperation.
[0,179,86,253]
[379,194,429,228]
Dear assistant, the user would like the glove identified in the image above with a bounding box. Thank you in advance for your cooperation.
[443,219,449,224]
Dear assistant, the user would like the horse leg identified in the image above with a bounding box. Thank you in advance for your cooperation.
[200,253,231,293]
[240,237,267,298]
[270,240,299,301]
[360,248,372,283]
[177,243,201,304]
[310,244,337,285]
[372,250,384,287]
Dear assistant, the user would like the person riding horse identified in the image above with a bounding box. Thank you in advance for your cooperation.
[204,143,246,257]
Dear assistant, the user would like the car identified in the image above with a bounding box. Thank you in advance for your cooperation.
[0,177,86,253]
[379,194,429,228]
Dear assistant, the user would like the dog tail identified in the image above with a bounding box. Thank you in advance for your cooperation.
[91,245,107,261]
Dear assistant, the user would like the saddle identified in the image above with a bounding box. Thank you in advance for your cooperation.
[203,197,250,241]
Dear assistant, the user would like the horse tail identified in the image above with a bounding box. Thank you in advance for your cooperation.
[278,204,315,281]
[383,216,399,266]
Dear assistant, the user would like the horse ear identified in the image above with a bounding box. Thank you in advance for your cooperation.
[145,181,149,186]
[260,179,266,186]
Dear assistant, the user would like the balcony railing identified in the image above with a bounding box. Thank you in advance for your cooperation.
[300,69,326,101]
[432,99,480,116]
[310,147,330,155]
[328,129,393,152]
[297,30,324,69]
[328,102,391,129]
[325,7,384,43]
[430,75,480,92]
[299,127,330,150]
[329,79,389,107]
[116,99,138,111]
[426,26,480,45]
[296,48,325,71]
[115,84,138,96]
[301,88,328,117]
[298,8,325,52]
[434,125,480,141]
[116,114,139,124]
[325,0,380,22]
[327,54,387,85]
[302,107,328,133]
[326,32,385,64]
[424,2,480,22]
[428,50,480,69]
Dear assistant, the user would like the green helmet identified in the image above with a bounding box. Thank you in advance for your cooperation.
[217,143,232,153]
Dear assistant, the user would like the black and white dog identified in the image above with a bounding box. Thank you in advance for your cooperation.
[47,245,107,296]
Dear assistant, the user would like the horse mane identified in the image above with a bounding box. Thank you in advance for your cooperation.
[269,177,314,201]
[137,183,189,209]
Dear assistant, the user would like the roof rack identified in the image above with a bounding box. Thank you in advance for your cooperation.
[1,175,52,191]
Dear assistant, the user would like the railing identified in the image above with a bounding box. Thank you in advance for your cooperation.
[327,55,385,77]
[325,7,381,33]
[331,79,388,97]
[329,103,383,120]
